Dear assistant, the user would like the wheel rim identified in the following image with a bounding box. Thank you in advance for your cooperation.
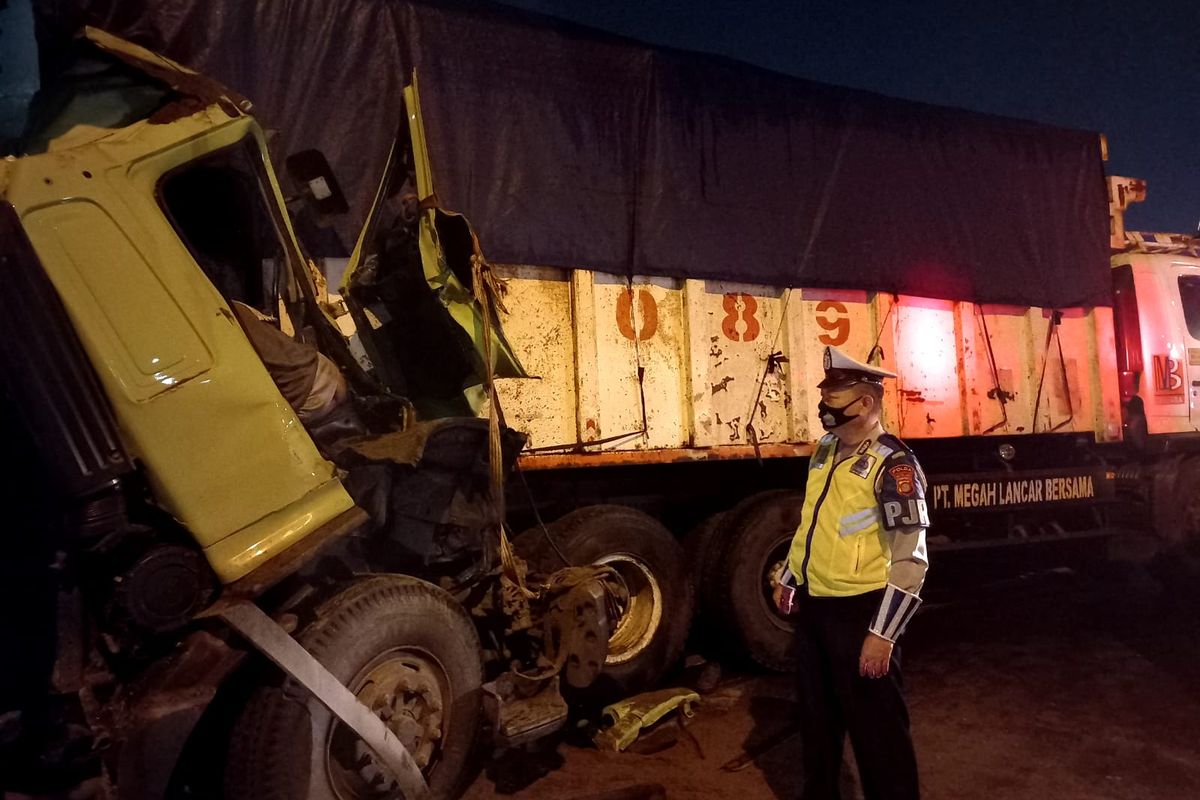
[595,553,663,665]
[325,648,449,800]
[760,536,797,631]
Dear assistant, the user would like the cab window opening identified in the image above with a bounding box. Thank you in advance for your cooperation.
[157,138,357,429]
[158,138,287,320]
[1177,274,1200,340]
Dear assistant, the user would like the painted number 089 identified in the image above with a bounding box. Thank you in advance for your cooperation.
[615,291,850,346]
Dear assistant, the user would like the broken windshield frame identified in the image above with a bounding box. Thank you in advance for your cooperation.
[155,131,339,350]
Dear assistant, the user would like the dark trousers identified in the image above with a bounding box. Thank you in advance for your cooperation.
[795,590,920,800]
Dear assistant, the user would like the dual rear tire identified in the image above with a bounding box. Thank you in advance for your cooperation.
[518,496,805,679]
[686,491,805,672]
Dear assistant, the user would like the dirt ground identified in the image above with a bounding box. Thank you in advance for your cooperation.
[463,553,1200,800]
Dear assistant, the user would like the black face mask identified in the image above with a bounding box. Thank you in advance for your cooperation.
[818,397,863,431]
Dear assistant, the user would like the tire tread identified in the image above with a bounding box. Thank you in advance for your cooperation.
[225,576,482,800]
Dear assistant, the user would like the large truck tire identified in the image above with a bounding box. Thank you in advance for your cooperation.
[682,510,729,642]
[514,505,693,697]
[686,490,793,622]
[225,576,482,800]
[712,491,805,672]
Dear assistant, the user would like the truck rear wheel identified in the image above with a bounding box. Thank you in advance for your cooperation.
[514,505,693,697]
[712,491,805,672]
[682,511,727,652]
[225,576,482,800]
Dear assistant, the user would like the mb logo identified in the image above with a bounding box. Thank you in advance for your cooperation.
[1152,354,1185,403]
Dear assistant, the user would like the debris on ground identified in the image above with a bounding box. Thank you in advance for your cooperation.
[593,688,701,753]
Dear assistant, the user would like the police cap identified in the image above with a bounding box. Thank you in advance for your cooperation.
[817,346,897,389]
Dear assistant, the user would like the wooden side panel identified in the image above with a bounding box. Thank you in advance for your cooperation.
[962,305,1037,435]
[691,280,790,447]
[794,290,877,438]
[590,273,689,450]
[886,297,967,439]
[492,265,577,448]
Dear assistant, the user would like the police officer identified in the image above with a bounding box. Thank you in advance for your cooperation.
[775,346,929,800]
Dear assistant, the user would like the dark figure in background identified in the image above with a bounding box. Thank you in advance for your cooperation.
[775,346,930,800]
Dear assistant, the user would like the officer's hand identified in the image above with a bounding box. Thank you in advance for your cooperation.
[859,632,893,679]
[770,568,783,610]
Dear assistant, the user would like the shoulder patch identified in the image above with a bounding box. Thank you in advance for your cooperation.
[888,463,917,495]
[877,437,928,529]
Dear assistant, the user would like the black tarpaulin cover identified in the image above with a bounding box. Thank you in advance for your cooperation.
[38,0,1112,308]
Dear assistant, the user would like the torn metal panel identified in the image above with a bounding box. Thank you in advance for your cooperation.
[83,26,251,118]
[593,687,700,753]
[339,76,527,418]
[12,27,251,158]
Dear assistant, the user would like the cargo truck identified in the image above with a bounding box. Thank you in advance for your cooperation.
[495,174,1200,671]
[5,10,1200,800]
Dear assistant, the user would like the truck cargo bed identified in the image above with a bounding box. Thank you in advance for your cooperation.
[493,266,1121,468]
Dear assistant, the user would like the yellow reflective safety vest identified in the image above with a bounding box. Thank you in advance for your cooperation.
[787,432,928,597]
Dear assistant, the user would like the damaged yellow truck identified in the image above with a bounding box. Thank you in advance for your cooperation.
[0,29,687,799]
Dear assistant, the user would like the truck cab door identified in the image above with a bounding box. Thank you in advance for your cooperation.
[1171,260,1200,428]
[341,73,526,419]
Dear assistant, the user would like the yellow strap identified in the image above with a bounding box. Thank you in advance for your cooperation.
[470,236,531,596]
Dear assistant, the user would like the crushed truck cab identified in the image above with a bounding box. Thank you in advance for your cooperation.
[5,105,357,582]
[1,30,362,586]
[0,28,664,800]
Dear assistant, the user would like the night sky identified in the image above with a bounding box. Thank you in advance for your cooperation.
[501,0,1199,235]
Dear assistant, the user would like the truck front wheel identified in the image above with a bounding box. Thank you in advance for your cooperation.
[225,576,482,800]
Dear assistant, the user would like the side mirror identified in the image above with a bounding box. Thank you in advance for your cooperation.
[284,149,349,215]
